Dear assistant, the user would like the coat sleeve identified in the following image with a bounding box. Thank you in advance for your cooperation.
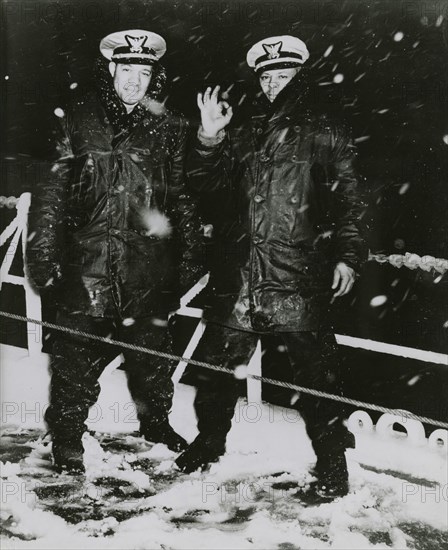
[168,118,206,293]
[328,123,368,273]
[26,116,72,289]
[185,127,235,193]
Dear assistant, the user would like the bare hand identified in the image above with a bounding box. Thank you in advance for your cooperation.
[331,262,356,299]
[197,85,233,137]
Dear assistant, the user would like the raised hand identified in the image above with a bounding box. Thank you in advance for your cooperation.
[197,85,233,138]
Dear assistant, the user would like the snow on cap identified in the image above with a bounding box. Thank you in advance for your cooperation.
[246,35,309,73]
[100,30,166,65]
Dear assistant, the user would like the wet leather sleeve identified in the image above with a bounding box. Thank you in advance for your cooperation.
[26,118,72,289]
[168,118,206,292]
[329,123,368,273]
[185,127,234,194]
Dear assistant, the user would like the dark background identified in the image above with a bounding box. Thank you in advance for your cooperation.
[1,0,447,425]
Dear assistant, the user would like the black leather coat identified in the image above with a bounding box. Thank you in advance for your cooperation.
[186,75,367,332]
[27,92,202,318]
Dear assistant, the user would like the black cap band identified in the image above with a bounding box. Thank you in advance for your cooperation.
[111,56,156,65]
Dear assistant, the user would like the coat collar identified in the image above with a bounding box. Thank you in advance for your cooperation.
[250,69,311,122]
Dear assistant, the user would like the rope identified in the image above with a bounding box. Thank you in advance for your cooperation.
[368,252,448,274]
[1,310,447,430]
[0,196,19,209]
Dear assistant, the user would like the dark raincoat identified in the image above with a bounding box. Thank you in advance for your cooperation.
[27,65,202,319]
[186,73,367,332]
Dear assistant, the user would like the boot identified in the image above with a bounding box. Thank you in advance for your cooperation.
[140,420,187,453]
[52,438,85,475]
[307,427,355,500]
[175,379,237,473]
[313,450,349,500]
[175,433,226,473]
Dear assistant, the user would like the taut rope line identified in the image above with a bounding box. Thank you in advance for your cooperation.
[1,311,447,430]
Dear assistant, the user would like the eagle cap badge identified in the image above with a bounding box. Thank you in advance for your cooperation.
[125,35,148,53]
[262,41,282,59]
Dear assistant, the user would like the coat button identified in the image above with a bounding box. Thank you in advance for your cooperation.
[291,196,298,204]
[256,127,263,134]
[252,236,263,244]
[259,154,269,162]
[254,194,264,203]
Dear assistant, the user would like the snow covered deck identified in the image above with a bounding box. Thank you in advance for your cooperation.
[1,343,447,549]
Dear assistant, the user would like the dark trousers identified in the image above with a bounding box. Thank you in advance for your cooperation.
[45,310,177,443]
[184,323,353,456]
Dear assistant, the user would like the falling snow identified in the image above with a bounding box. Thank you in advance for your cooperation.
[323,45,333,57]
[370,295,388,307]
[233,365,248,380]
[333,73,344,84]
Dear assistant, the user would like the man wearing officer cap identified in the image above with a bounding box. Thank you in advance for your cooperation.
[27,30,202,473]
[178,35,367,501]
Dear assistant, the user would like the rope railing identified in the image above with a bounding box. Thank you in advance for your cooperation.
[1,194,447,273]
[1,310,447,430]
[0,196,19,209]
[368,252,448,275]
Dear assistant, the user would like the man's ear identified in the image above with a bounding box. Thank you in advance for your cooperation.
[108,62,117,78]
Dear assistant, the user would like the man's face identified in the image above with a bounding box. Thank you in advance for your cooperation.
[258,67,300,102]
[109,62,152,108]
